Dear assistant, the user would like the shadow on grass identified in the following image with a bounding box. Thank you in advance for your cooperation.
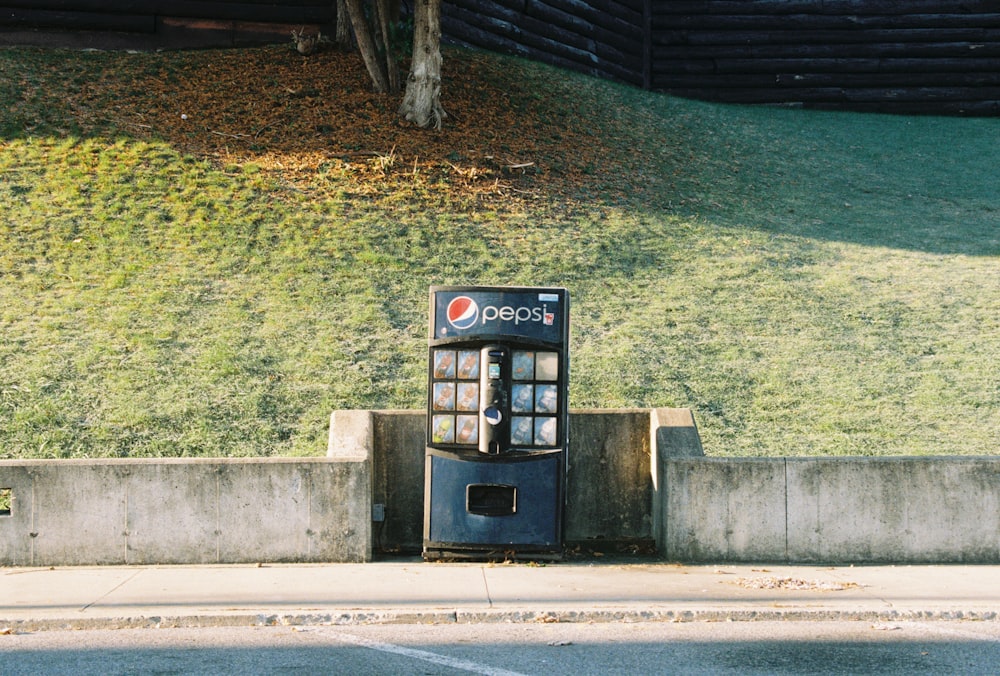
[628,98,1000,257]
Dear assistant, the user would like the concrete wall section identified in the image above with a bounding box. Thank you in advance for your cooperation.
[20,461,129,566]
[650,407,705,549]
[658,455,1000,564]
[662,458,787,562]
[0,457,371,567]
[124,462,218,565]
[5,409,999,566]
[565,410,652,544]
[330,409,658,554]
[373,411,426,553]
[329,409,426,554]
[787,457,1000,564]
[0,465,32,566]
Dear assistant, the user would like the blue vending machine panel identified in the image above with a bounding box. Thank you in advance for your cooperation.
[424,286,569,560]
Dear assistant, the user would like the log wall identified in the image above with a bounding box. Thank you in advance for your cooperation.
[446,0,1000,115]
[650,1,1000,115]
[441,0,649,87]
[0,1,334,34]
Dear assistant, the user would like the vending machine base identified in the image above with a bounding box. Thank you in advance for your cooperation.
[423,449,564,561]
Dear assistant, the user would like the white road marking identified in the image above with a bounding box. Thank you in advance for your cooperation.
[328,630,531,676]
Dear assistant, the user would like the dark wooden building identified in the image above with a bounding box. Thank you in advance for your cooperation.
[0,1,335,48]
[4,0,999,114]
[443,0,1000,115]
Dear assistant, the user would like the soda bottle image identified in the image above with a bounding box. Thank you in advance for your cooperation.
[456,383,479,411]
[535,417,557,446]
[511,416,533,446]
[433,383,455,410]
[433,350,455,379]
[511,384,533,413]
[456,416,478,444]
[432,416,454,443]
[456,350,480,379]
[512,351,534,380]
[535,385,557,413]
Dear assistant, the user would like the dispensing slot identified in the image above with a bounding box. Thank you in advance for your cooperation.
[467,484,517,516]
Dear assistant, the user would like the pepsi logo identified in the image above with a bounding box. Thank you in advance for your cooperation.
[446,296,479,330]
[483,406,503,425]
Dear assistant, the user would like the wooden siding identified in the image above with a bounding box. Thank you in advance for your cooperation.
[444,0,1000,114]
[650,1,1000,115]
[441,0,648,87]
[0,1,334,32]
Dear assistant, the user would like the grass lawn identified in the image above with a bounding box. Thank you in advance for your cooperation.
[1,44,998,458]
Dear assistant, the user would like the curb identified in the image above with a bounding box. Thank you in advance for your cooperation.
[5,608,999,633]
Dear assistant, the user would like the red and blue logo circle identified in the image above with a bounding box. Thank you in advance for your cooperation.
[446,296,479,330]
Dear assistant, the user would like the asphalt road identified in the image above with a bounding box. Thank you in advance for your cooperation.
[3,620,999,675]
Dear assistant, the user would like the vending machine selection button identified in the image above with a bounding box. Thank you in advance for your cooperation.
[484,406,503,425]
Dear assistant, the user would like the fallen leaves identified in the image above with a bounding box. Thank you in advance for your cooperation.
[73,44,626,205]
[732,576,862,592]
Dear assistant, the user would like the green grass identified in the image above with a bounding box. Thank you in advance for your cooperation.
[2,46,999,458]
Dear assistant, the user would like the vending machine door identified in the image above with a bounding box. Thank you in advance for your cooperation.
[423,286,569,560]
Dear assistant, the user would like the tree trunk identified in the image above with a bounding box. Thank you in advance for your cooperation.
[399,0,446,129]
[343,0,391,93]
[335,0,352,49]
[373,0,401,93]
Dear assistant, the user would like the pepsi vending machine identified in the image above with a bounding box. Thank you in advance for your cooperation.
[424,285,569,560]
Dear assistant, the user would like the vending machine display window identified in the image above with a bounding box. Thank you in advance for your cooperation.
[430,348,483,445]
[429,348,562,450]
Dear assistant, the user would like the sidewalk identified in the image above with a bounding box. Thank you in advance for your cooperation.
[3,559,998,631]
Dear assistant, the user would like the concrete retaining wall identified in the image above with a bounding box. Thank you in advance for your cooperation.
[785,458,1000,563]
[0,457,371,566]
[3,408,998,566]
[329,408,655,554]
[656,455,1000,564]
